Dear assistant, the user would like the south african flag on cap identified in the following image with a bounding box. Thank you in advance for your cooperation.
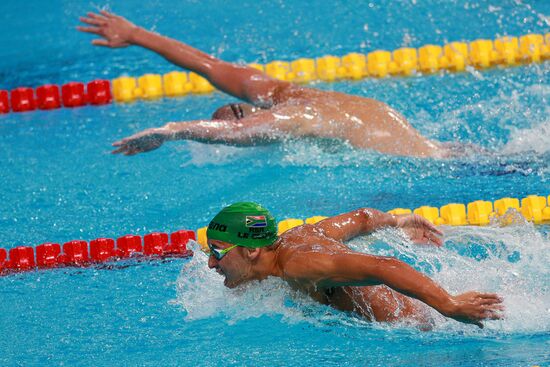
[246,215,267,227]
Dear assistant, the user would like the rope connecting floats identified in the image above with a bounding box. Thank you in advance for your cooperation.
[195,194,550,249]
[0,229,194,276]
[0,33,548,114]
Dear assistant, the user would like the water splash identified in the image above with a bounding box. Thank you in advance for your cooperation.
[503,122,550,155]
[174,240,328,325]
[179,141,250,167]
[363,220,550,333]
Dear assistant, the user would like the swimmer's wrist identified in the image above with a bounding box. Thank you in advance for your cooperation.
[359,208,398,231]
[128,26,147,45]
[439,297,458,317]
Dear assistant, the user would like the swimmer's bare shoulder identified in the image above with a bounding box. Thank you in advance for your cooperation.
[274,225,352,286]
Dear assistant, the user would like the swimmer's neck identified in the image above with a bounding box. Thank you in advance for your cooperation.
[244,245,283,283]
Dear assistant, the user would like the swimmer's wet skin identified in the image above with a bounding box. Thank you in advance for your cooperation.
[79,10,456,158]
[206,202,504,328]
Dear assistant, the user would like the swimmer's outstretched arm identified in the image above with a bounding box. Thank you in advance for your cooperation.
[77,10,292,107]
[112,110,294,155]
[315,208,443,246]
[283,251,503,328]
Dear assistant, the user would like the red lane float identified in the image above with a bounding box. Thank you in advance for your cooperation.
[87,80,112,105]
[36,243,61,268]
[90,238,115,262]
[167,230,196,254]
[36,85,61,110]
[61,240,89,265]
[0,248,6,269]
[10,87,36,112]
[61,82,87,107]
[0,229,194,276]
[0,90,9,113]
[8,246,36,270]
[144,232,168,255]
[116,235,142,257]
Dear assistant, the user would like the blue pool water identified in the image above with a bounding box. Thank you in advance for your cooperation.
[1,0,549,366]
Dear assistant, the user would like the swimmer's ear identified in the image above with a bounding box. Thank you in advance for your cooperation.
[245,247,262,262]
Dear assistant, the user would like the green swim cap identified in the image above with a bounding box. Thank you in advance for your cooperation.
[207,202,277,248]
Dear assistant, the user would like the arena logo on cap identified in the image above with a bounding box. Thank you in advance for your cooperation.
[246,215,267,228]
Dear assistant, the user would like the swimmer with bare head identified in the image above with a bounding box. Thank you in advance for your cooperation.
[78,10,453,158]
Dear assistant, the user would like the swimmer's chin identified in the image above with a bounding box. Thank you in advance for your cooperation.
[223,277,238,289]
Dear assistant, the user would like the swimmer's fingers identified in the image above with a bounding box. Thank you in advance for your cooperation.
[92,39,111,47]
[477,298,504,308]
[420,216,443,236]
[123,147,142,156]
[79,16,106,27]
[477,293,503,302]
[473,321,484,328]
[425,231,443,247]
[76,26,102,35]
[100,10,116,19]
[481,310,503,320]
[112,139,126,147]
[88,12,108,21]
[111,146,127,154]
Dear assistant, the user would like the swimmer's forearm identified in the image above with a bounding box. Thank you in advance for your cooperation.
[316,208,398,242]
[162,121,272,146]
[129,27,215,76]
[369,258,455,316]
[163,121,229,143]
[333,255,455,316]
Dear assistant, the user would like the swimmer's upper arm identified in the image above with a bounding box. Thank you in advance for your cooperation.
[282,251,384,288]
[313,210,368,242]
[313,208,396,242]
[204,60,296,107]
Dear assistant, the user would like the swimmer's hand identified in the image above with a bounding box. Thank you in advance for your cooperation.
[112,128,170,155]
[395,214,443,246]
[444,292,504,328]
[77,10,137,48]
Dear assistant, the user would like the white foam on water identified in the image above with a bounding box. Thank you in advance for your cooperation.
[415,80,549,152]
[174,241,327,325]
[503,121,550,155]
[179,141,249,167]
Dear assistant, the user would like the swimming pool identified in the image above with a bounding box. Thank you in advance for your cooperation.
[1,0,549,365]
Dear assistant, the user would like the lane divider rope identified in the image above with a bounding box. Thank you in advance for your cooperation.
[0,33,548,114]
[0,229,194,276]
[2,194,548,275]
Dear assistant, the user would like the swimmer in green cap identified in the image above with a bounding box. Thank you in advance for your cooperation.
[78,10,461,158]
[206,202,504,328]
